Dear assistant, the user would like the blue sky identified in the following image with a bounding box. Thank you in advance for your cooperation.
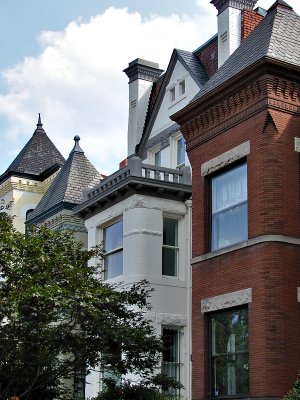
[0,0,299,177]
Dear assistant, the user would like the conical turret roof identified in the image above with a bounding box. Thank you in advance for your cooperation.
[27,135,103,224]
[0,114,65,184]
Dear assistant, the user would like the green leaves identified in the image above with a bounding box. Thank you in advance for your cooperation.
[0,213,162,399]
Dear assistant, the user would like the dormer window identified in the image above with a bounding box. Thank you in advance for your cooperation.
[179,80,185,96]
[170,86,175,102]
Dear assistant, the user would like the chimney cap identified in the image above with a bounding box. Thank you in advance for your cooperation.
[123,58,164,83]
[211,0,258,14]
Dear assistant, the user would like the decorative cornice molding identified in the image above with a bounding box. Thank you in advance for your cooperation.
[201,288,252,313]
[211,0,257,14]
[183,76,300,151]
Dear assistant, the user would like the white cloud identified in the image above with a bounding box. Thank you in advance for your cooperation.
[0,7,216,175]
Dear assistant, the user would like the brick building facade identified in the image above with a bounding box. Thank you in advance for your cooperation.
[172,0,300,399]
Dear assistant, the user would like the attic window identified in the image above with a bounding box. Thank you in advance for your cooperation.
[179,80,185,96]
[170,86,175,102]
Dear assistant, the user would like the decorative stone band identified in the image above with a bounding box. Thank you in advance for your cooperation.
[298,288,300,303]
[294,137,300,152]
[201,140,250,176]
[201,288,252,313]
[123,229,162,238]
[143,311,188,327]
[192,234,300,264]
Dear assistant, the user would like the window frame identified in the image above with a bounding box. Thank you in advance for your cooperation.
[162,217,179,277]
[161,327,182,396]
[179,79,186,96]
[208,306,249,399]
[209,161,248,252]
[169,86,176,102]
[103,219,123,280]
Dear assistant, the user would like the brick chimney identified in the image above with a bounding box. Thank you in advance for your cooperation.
[211,0,258,68]
[123,59,163,156]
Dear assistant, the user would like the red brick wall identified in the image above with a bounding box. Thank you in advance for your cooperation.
[241,10,264,40]
[177,70,300,399]
[196,38,218,78]
[192,243,300,400]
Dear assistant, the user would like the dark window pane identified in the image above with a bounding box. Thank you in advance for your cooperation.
[163,218,178,246]
[211,353,249,397]
[162,329,180,395]
[210,308,249,397]
[162,247,177,276]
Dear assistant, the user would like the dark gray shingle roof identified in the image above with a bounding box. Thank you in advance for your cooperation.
[0,115,65,183]
[177,49,209,86]
[192,2,300,103]
[27,136,103,223]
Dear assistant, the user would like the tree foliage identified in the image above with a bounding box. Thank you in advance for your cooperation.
[283,375,300,400]
[0,211,162,399]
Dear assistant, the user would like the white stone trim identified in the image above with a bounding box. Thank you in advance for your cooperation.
[156,312,188,326]
[192,234,300,264]
[298,287,300,303]
[294,137,300,152]
[201,141,250,176]
[201,288,252,313]
[124,229,162,238]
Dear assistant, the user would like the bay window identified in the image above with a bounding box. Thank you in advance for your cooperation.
[103,220,123,280]
[211,163,247,251]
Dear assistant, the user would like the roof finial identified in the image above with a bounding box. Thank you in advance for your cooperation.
[70,135,84,154]
[37,113,43,127]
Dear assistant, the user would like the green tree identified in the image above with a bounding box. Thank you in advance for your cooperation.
[0,212,162,399]
[283,375,300,400]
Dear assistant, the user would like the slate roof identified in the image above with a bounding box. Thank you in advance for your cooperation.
[136,48,208,157]
[177,49,209,86]
[0,115,65,184]
[27,136,103,224]
[191,0,300,103]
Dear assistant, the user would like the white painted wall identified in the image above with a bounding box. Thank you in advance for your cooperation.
[150,60,200,139]
[85,193,192,398]
[127,79,153,156]
[217,7,241,68]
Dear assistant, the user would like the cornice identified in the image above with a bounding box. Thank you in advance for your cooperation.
[182,74,300,151]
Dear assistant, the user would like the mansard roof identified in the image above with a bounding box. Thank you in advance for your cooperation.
[27,136,103,224]
[190,0,300,104]
[0,115,65,184]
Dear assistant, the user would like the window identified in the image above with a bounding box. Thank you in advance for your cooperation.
[103,220,123,279]
[74,368,86,400]
[162,328,181,395]
[177,137,185,167]
[162,218,178,276]
[155,150,161,166]
[211,163,247,251]
[179,80,185,96]
[170,86,175,102]
[209,307,249,397]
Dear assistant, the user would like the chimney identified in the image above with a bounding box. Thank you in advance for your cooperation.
[124,59,163,156]
[211,0,258,68]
